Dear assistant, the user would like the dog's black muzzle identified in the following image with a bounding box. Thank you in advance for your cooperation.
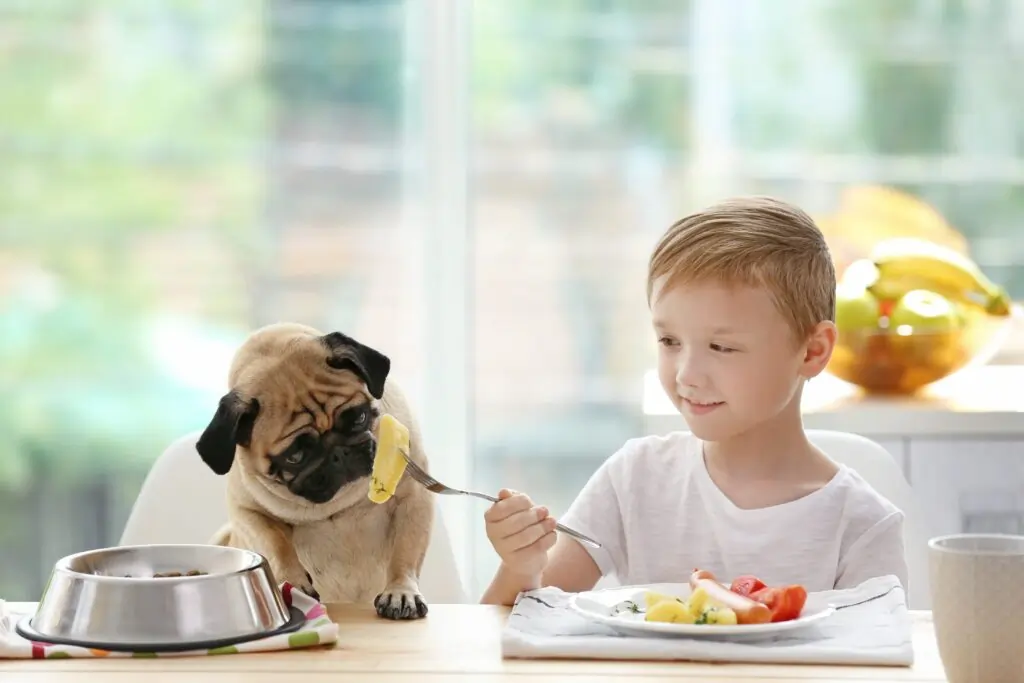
[269,430,376,504]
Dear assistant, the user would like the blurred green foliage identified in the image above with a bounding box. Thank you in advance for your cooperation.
[0,0,265,486]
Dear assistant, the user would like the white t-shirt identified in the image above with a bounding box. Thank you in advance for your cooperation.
[560,431,909,592]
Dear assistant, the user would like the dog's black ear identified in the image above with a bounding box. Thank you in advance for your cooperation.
[322,332,391,400]
[196,391,260,475]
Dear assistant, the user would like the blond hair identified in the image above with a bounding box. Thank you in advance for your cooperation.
[647,196,836,339]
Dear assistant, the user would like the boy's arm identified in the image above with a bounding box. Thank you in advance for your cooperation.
[542,534,603,591]
[480,443,634,605]
[480,535,601,606]
[834,510,909,590]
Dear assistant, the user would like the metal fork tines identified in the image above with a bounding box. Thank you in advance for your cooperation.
[399,449,602,549]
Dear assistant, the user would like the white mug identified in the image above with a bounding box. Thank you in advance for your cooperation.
[929,533,1024,683]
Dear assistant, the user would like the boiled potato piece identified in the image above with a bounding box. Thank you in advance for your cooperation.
[641,586,739,626]
[643,590,683,610]
[687,586,710,614]
[698,605,738,625]
[367,414,410,503]
[645,599,697,624]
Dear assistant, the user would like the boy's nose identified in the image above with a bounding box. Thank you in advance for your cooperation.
[675,353,706,389]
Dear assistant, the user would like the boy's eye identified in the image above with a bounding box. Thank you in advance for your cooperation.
[658,337,679,347]
[710,343,736,353]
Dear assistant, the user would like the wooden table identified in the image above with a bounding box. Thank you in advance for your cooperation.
[1,603,949,682]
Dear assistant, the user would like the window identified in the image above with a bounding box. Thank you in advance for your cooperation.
[0,0,432,599]
[2,0,1021,602]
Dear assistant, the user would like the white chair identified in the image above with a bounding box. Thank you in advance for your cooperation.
[806,429,930,610]
[119,431,467,604]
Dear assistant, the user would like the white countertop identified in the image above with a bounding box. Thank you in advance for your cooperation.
[642,365,1024,438]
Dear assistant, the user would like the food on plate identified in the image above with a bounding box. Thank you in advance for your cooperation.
[689,570,772,624]
[631,569,810,627]
[703,569,808,623]
[368,414,410,504]
[729,574,767,597]
[748,584,808,623]
[644,590,681,611]
[643,586,738,625]
[645,597,697,624]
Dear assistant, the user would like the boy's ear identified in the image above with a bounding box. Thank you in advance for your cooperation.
[801,320,837,378]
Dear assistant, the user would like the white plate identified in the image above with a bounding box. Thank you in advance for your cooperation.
[568,582,836,641]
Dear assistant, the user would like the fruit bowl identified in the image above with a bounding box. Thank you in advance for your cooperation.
[828,239,1016,396]
[827,300,1017,395]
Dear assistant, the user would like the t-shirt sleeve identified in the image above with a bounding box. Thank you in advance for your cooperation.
[558,443,633,580]
[834,510,909,591]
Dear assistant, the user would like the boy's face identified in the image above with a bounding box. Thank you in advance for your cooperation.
[651,278,834,442]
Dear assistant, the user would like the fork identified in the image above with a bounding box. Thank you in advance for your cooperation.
[398,448,602,549]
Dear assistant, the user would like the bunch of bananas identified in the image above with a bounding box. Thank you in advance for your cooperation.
[842,237,1011,319]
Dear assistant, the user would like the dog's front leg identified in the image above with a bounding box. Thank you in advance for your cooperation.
[227,506,319,599]
[375,484,433,619]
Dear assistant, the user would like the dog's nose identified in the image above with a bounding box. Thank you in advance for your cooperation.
[308,471,330,491]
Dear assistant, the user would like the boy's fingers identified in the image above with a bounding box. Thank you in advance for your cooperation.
[504,520,553,552]
[491,507,548,539]
[509,529,557,559]
[484,493,534,523]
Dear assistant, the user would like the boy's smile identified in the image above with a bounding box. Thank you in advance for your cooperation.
[680,397,725,416]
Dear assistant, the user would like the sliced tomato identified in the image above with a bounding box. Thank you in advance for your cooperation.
[749,585,808,623]
[729,575,767,597]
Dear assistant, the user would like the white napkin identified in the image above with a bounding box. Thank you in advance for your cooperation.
[502,574,914,666]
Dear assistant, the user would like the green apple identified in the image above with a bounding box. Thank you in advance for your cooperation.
[888,289,959,333]
[835,283,881,333]
[840,258,881,290]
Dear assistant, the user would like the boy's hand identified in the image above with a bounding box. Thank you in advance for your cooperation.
[484,489,558,580]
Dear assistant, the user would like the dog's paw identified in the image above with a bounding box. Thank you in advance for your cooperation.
[300,572,321,601]
[276,565,320,601]
[374,586,428,620]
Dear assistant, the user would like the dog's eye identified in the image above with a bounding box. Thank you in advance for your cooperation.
[284,451,305,466]
[354,412,367,427]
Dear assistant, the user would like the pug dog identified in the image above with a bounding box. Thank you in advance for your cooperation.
[194,322,433,620]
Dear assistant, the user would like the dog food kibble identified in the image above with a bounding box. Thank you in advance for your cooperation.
[122,570,209,578]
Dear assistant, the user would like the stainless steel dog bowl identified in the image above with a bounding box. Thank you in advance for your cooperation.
[17,544,305,652]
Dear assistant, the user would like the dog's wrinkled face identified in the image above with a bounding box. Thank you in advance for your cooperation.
[265,400,378,504]
[195,323,392,505]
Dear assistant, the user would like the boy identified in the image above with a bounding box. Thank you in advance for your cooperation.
[481,196,908,605]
